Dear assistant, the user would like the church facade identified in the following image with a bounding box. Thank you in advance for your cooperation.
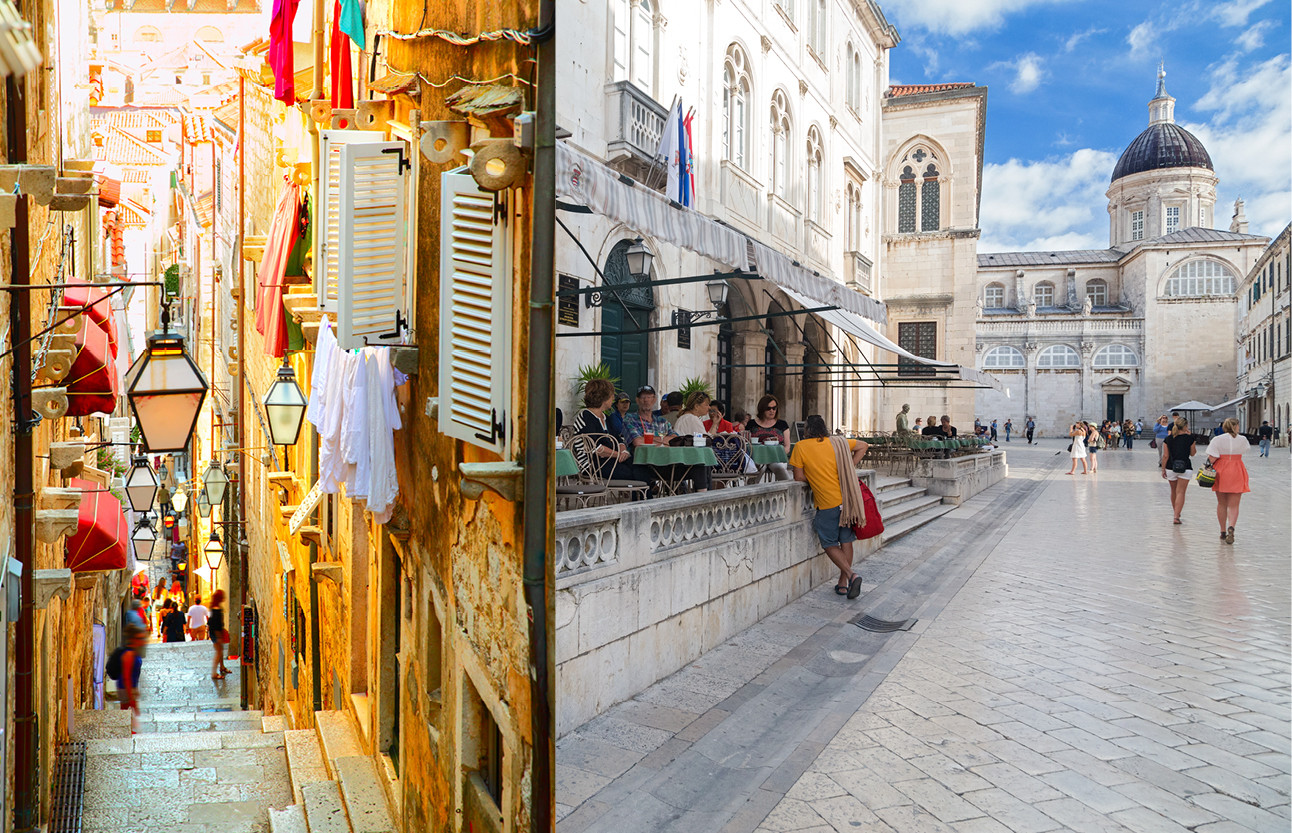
[970,71,1268,436]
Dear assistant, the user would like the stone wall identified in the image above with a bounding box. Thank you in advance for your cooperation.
[555,476,879,736]
[908,450,1007,504]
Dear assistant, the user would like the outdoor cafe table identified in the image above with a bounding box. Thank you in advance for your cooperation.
[555,448,579,479]
[633,444,719,496]
[747,442,788,482]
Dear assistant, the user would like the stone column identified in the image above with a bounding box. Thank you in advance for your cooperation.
[1024,341,1038,434]
[814,349,836,426]
[730,329,768,417]
[783,342,808,423]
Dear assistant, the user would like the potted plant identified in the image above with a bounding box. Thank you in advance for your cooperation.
[570,362,619,403]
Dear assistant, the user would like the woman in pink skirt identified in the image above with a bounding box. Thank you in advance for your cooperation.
[1207,418,1250,544]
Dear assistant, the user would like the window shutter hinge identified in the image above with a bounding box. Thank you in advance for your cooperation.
[381,146,411,174]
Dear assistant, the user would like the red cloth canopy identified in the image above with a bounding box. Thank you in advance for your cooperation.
[63,285,119,358]
[65,316,119,417]
[65,477,129,572]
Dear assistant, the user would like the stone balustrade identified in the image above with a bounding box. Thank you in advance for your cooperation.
[555,474,876,736]
[979,316,1144,335]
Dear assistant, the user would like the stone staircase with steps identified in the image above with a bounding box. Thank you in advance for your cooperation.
[871,474,956,546]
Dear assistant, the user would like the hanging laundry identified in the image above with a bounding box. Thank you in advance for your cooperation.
[254,181,301,358]
[329,0,354,110]
[365,347,402,523]
[338,0,364,46]
[268,0,302,105]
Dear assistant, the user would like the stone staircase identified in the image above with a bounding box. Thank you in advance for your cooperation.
[871,474,956,545]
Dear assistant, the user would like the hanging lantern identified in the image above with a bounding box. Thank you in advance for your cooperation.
[204,530,224,570]
[264,357,309,447]
[202,460,229,506]
[124,456,158,513]
[162,513,175,531]
[196,489,212,518]
[131,518,155,561]
[170,487,188,514]
[624,238,653,280]
[123,331,209,453]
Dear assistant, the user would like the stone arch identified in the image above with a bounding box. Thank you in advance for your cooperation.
[886,134,953,234]
[1157,256,1239,298]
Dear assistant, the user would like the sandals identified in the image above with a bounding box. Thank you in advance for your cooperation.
[846,575,863,600]
[834,584,849,596]
[1225,527,1235,545]
[1173,518,1182,524]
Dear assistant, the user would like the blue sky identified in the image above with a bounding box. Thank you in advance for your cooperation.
[882,0,1291,252]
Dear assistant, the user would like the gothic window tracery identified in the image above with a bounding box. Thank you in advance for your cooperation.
[897,166,916,233]
[806,127,823,223]
[921,163,940,231]
[845,43,861,112]
[770,89,792,200]
[845,180,863,250]
[722,45,751,169]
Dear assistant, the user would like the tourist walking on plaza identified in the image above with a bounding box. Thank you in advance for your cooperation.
[1025,417,1035,444]
[1067,423,1089,475]
[1122,419,1135,450]
[186,595,210,640]
[1207,418,1251,544]
[1004,419,1012,441]
[1086,422,1102,473]
[117,624,145,733]
[748,395,792,480]
[789,415,870,599]
[209,589,231,679]
[1161,417,1196,524]
[989,420,998,442]
[1257,420,1272,457]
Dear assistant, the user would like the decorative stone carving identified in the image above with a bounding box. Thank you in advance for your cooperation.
[33,569,73,609]
[554,520,619,577]
[648,491,788,550]
[798,79,809,97]
[761,35,772,53]
[50,442,87,473]
[311,562,343,586]
[459,462,524,501]
[35,509,80,543]
[40,488,82,511]
[828,115,837,131]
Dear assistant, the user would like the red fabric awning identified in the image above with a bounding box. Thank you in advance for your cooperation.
[65,477,129,572]
[65,316,119,417]
[63,285,119,358]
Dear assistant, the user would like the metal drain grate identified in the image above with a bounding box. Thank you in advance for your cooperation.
[49,741,87,833]
[852,615,917,633]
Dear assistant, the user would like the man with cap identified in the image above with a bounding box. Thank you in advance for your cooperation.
[622,385,677,448]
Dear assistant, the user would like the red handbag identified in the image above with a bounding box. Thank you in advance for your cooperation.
[851,479,885,540]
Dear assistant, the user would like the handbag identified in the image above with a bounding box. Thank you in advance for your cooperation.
[1171,459,1187,474]
[1150,439,1157,449]
[850,479,885,540]
[1196,464,1217,487]
[220,629,230,645]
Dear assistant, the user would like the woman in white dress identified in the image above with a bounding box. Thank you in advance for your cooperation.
[1067,422,1089,475]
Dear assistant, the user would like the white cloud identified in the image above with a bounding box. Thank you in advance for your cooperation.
[1064,27,1105,52]
[882,0,1076,36]
[1011,53,1045,93]
[1126,21,1161,58]
[978,149,1119,252]
[1211,0,1274,28]
[1235,20,1273,52]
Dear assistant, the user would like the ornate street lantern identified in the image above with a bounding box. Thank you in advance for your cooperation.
[196,489,212,519]
[706,279,730,310]
[202,460,229,507]
[264,358,308,447]
[131,518,156,560]
[170,487,188,514]
[124,456,158,514]
[204,530,224,570]
[624,238,653,280]
[123,330,209,453]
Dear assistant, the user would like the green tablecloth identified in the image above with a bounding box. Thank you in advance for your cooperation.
[555,448,579,478]
[633,445,719,467]
[748,444,788,465]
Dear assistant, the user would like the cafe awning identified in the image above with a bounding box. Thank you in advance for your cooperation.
[65,477,129,572]
[63,284,119,358]
[65,315,119,417]
[556,141,888,325]
[1206,394,1251,411]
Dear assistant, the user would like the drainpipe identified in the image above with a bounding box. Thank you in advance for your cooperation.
[523,1,555,830]
[237,73,249,710]
[7,28,38,832]
[308,0,324,720]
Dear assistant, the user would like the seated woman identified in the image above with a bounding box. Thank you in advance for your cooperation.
[921,414,944,436]
[747,394,792,480]
[674,391,716,491]
[573,379,639,481]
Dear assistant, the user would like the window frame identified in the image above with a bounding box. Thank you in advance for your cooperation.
[1164,204,1181,235]
[1037,344,1081,369]
[1085,279,1108,307]
[897,321,937,377]
[805,126,823,223]
[984,283,1006,309]
[1163,259,1237,298]
[1033,281,1055,308]
[1092,344,1139,368]
[770,89,792,200]
[722,46,751,170]
[1130,209,1144,241]
[982,346,1026,369]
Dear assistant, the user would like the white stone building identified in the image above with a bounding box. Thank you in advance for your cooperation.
[555,0,900,428]
[971,70,1268,436]
[1235,223,1291,437]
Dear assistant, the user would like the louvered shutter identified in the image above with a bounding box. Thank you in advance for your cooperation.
[336,140,409,349]
[439,169,511,453]
[315,129,385,313]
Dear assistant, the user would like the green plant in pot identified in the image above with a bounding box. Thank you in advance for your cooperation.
[677,376,713,402]
[571,362,620,403]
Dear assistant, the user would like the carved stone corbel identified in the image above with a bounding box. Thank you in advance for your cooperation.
[40,488,82,511]
[50,441,87,474]
[35,509,80,543]
[459,462,524,501]
[311,562,343,586]
[32,388,69,420]
[33,569,73,608]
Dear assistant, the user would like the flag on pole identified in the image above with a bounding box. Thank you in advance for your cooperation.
[682,107,696,207]
[658,98,682,203]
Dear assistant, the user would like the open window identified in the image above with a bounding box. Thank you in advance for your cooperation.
[314,130,385,315]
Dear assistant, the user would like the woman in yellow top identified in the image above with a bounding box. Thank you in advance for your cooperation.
[789,415,870,599]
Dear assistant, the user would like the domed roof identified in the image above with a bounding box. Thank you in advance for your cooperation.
[1111,122,1213,182]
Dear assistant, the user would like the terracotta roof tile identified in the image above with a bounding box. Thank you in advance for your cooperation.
[886,83,977,98]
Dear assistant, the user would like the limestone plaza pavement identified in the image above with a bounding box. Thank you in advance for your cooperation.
[555,439,1291,832]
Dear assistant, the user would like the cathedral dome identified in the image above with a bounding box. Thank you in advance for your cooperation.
[1111,122,1213,182]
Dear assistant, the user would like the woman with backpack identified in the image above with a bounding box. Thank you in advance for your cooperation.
[112,625,146,734]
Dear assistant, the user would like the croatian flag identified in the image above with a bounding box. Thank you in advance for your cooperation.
[658,99,695,207]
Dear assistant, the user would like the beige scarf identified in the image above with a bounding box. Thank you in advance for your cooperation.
[830,435,866,528]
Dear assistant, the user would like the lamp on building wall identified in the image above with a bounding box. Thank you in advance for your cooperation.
[202,460,229,506]
[170,487,188,514]
[263,357,308,447]
[131,517,156,554]
[204,530,224,570]
[681,279,733,324]
[124,455,158,513]
[123,324,210,453]
[624,238,653,280]
[196,489,211,519]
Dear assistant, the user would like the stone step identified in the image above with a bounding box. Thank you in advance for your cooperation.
[84,728,285,756]
[879,501,956,546]
[872,475,911,492]
[879,494,944,525]
[875,485,927,508]
[302,780,351,833]
[314,710,364,780]
[269,804,309,833]
[263,714,290,733]
[285,729,332,805]
[335,755,395,833]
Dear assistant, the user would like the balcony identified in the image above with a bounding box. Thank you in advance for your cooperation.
[604,81,668,184]
[845,251,873,295]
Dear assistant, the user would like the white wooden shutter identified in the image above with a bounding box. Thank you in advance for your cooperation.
[315,129,385,312]
[439,168,511,453]
[336,140,409,350]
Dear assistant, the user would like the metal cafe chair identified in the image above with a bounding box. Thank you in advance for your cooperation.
[710,433,750,488]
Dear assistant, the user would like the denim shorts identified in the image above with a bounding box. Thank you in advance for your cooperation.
[813,506,857,548]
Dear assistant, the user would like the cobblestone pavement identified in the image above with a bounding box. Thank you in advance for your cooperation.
[556,440,1291,833]
[78,640,291,833]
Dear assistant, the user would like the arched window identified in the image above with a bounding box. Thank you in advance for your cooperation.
[808,0,826,54]
[195,26,223,43]
[133,26,162,43]
[984,283,1006,309]
[1085,279,1108,307]
[921,163,940,232]
[770,89,792,200]
[806,126,823,223]
[722,45,750,169]
[846,43,862,112]
[845,180,863,251]
[1093,344,1139,368]
[1037,344,1081,369]
[983,346,1026,368]
[1034,281,1055,307]
[897,166,916,233]
[1164,259,1237,297]
[612,0,655,94]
